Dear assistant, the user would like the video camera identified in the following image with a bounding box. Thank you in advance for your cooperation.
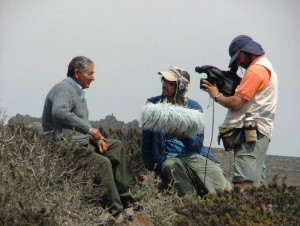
[199,77,215,89]
[195,65,241,96]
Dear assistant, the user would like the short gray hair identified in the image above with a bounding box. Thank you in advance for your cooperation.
[67,56,94,77]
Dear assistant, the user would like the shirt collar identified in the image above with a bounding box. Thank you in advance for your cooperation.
[66,77,85,100]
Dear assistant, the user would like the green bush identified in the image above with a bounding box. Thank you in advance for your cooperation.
[0,113,299,225]
[0,124,103,225]
[173,178,300,226]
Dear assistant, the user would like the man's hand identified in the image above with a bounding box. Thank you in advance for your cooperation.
[96,139,108,154]
[201,79,247,110]
[89,128,102,140]
[171,129,185,140]
[200,79,219,100]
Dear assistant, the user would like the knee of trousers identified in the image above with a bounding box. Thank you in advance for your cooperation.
[162,159,182,172]
[93,154,112,169]
[110,139,123,149]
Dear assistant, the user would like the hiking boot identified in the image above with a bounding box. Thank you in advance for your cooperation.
[124,207,134,221]
[99,213,115,226]
[113,212,125,224]
[99,212,124,225]
[132,203,143,211]
[121,195,136,208]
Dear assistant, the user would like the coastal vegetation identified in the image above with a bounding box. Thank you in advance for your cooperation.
[0,112,299,225]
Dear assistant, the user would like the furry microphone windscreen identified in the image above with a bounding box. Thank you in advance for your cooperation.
[140,102,205,137]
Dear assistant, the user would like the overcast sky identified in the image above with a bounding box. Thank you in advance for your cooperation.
[1,0,299,157]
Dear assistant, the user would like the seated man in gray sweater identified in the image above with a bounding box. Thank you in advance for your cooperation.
[42,56,137,223]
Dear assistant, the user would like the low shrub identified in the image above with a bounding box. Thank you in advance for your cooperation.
[173,177,300,226]
[0,114,299,225]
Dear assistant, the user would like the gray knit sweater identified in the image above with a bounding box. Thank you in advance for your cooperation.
[42,78,91,143]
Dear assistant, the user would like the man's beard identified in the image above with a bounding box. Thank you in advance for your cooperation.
[242,53,253,69]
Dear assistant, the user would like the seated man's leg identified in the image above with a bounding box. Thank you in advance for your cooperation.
[73,144,123,215]
[161,157,195,196]
[104,139,138,206]
[185,155,232,194]
[233,136,269,192]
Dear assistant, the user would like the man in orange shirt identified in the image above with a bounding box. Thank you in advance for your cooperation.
[201,35,278,193]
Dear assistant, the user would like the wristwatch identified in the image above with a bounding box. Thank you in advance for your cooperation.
[214,93,223,102]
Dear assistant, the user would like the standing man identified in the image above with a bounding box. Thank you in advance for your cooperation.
[42,56,137,223]
[201,35,278,193]
[141,66,232,197]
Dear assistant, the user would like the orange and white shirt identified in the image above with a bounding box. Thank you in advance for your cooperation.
[220,56,278,139]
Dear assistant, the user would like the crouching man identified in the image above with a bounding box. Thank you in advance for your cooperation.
[141,66,232,197]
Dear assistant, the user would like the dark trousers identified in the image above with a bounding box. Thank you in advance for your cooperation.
[73,139,137,214]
